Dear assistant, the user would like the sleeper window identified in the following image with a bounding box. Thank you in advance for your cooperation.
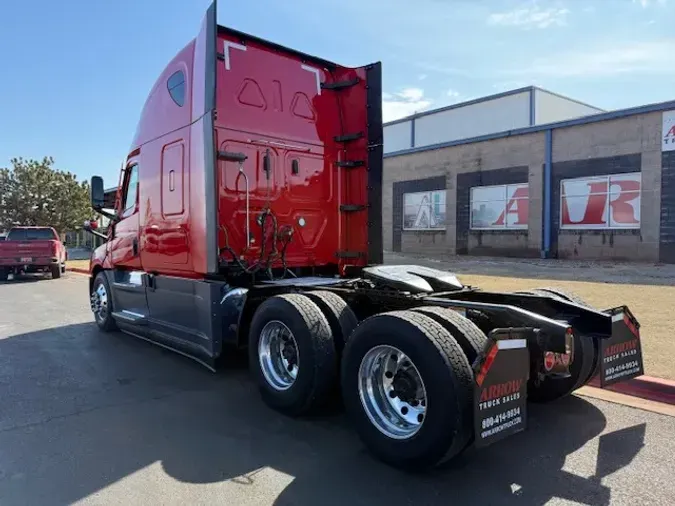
[167,70,185,107]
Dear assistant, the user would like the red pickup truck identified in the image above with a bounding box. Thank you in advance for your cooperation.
[0,226,67,281]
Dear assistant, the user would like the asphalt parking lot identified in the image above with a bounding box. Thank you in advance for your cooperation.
[1,273,675,506]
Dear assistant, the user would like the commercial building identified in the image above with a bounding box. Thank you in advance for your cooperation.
[383,86,675,263]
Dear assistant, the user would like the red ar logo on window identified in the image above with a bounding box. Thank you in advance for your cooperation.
[662,111,675,150]
[494,186,529,225]
[561,177,640,227]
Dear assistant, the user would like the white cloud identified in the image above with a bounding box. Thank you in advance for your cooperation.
[488,2,569,29]
[382,87,432,122]
[418,74,428,81]
[398,87,424,101]
[446,89,460,100]
[633,0,667,6]
[516,39,675,78]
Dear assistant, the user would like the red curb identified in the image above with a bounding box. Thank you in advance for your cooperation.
[587,375,675,406]
[67,267,90,275]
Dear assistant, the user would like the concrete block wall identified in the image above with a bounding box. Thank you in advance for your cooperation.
[384,132,545,258]
[551,113,662,262]
[383,109,672,263]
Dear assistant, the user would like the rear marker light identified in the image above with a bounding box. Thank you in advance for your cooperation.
[544,352,555,371]
[565,327,573,355]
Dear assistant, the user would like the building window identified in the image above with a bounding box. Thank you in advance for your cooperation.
[560,173,641,230]
[403,190,446,230]
[167,70,185,107]
[470,183,529,230]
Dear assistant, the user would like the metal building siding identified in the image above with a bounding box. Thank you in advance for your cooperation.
[384,120,413,154]
[534,89,604,125]
[413,92,531,149]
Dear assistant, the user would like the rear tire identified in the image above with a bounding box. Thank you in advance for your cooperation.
[411,306,487,365]
[0,268,8,282]
[521,288,597,402]
[51,264,61,279]
[248,293,338,416]
[303,290,358,354]
[531,287,600,384]
[532,287,592,308]
[341,310,474,470]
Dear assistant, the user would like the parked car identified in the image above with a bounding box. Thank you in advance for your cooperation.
[0,226,67,280]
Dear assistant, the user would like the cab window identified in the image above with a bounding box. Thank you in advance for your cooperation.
[167,70,185,107]
[122,164,139,216]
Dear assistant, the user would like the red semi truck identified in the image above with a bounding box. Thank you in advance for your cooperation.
[86,1,645,470]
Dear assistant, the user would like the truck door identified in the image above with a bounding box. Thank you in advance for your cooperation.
[110,162,142,269]
[107,159,151,322]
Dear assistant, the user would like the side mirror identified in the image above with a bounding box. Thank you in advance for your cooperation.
[91,176,105,210]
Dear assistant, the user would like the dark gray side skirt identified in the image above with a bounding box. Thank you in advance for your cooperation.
[105,271,240,369]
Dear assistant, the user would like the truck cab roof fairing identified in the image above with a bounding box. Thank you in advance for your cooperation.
[129,40,196,151]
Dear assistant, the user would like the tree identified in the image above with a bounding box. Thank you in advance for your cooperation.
[0,157,93,235]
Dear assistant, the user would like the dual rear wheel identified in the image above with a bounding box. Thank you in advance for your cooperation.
[248,293,486,469]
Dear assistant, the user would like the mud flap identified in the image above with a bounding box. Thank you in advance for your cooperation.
[600,306,644,387]
[473,330,531,448]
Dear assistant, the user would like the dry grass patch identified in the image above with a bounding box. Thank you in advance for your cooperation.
[66,260,90,272]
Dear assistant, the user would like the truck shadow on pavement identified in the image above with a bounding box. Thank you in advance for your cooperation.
[0,323,647,506]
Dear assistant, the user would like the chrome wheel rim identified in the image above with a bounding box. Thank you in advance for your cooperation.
[358,345,427,440]
[90,283,108,322]
[258,321,299,391]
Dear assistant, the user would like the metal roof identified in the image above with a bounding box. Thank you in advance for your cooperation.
[383,86,604,127]
[384,97,675,159]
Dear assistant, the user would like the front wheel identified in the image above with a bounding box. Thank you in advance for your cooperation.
[90,272,117,332]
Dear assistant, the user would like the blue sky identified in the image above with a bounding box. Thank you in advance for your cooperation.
[1,0,673,186]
